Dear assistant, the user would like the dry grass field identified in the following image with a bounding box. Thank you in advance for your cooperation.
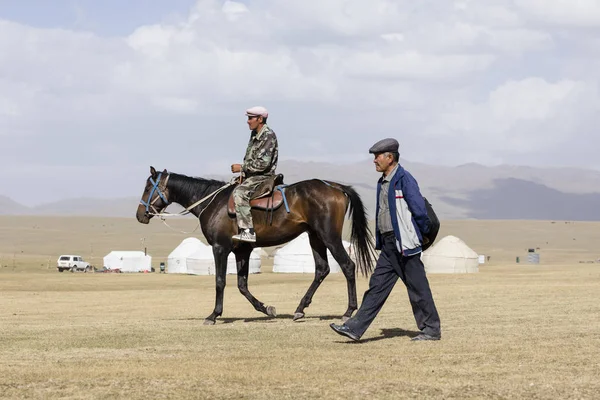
[1,216,600,399]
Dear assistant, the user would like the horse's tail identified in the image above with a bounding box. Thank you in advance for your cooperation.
[339,184,376,276]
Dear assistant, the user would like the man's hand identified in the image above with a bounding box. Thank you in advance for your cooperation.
[231,164,242,173]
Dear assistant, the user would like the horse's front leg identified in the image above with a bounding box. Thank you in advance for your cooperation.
[235,246,276,318]
[204,245,229,325]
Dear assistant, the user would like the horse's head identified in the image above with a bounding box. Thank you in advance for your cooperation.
[136,166,171,224]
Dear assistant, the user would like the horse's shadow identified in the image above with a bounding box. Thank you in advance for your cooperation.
[173,314,345,324]
[215,314,346,324]
[340,328,421,344]
[219,314,295,324]
[175,314,296,324]
[310,315,347,321]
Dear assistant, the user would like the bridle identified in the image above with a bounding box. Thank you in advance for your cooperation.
[139,171,235,234]
[140,171,170,216]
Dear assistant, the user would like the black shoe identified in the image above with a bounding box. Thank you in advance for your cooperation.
[411,333,441,341]
[329,323,360,341]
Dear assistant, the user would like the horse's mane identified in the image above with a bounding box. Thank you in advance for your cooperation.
[168,173,229,201]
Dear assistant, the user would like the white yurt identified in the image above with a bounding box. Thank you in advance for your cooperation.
[167,237,206,274]
[185,245,216,275]
[254,247,269,258]
[272,233,351,273]
[185,247,262,275]
[226,249,262,274]
[422,235,479,273]
[103,251,152,272]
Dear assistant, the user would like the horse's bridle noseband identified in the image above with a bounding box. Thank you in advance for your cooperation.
[140,171,170,215]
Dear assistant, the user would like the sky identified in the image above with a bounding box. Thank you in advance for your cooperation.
[1,0,599,205]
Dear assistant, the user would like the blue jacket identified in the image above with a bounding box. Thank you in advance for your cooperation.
[375,164,430,256]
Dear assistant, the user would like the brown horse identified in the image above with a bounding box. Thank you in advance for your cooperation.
[136,166,375,325]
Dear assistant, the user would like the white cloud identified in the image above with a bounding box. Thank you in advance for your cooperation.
[342,51,496,81]
[486,28,553,53]
[515,0,600,27]
[0,88,22,117]
[489,78,580,121]
[152,96,199,114]
[380,33,404,42]
[221,1,249,21]
[438,77,599,160]
[1,0,600,202]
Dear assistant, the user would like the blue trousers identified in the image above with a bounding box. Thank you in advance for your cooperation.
[345,233,441,337]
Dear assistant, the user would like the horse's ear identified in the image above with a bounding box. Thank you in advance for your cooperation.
[150,166,157,178]
[162,169,167,174]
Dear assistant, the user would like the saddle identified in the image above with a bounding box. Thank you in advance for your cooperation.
[227,174,285,215]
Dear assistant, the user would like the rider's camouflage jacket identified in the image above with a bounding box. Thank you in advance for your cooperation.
[242,124,278,177]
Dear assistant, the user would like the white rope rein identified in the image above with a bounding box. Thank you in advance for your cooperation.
[149,181,233,234]
[148,182,233,218]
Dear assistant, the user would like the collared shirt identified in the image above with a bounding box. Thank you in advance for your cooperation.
[378,163,399,234]
[242,124,279,177]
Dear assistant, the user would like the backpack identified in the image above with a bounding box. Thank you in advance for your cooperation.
[422,197,440,251]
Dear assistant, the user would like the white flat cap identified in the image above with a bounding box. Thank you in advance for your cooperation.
[245,106,268,118]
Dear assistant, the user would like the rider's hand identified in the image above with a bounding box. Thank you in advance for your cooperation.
[231,164,242,173]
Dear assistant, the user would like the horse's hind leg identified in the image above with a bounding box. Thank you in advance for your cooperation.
[325,238,358,322]
[235,245,276,318]
[293,232,331,321]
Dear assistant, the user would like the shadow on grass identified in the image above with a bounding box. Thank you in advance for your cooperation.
[219,314,295,324]
[171,314,345,324]
[172,314,295,324]
[334,328,422,344]
[306,315,345,321]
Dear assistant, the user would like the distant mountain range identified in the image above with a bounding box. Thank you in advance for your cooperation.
[2,160,600,220]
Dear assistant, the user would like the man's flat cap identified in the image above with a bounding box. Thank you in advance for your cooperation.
[369,138,399,154]
[245,106,269,118]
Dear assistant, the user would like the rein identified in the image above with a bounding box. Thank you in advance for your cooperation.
[157,183,232,234]
[140,172,233,234]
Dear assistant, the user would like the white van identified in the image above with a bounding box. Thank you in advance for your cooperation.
[57,255,91,272]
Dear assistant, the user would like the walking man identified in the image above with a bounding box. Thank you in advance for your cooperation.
[329,138,441,341]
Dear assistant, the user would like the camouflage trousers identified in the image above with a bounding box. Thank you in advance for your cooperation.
[233,175,271,230]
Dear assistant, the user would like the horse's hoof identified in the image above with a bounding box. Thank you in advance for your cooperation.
[341,316,351,323]
[293,312,305,321]
[266,305,277,317]
[203,319,216,326]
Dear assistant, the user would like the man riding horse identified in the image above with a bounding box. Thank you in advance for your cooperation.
[136,105,382,323]
[230,106,279,243]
